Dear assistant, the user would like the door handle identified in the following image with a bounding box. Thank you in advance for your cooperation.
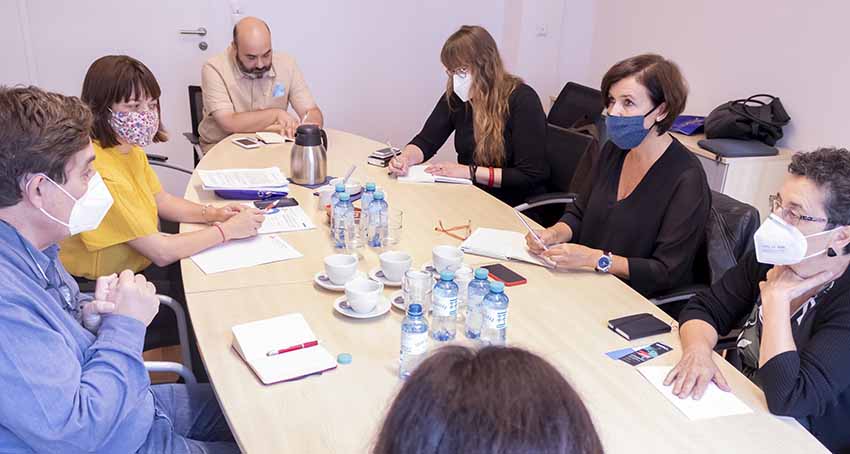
[179,27,207,36]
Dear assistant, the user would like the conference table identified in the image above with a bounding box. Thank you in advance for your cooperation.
[180,129,826,453]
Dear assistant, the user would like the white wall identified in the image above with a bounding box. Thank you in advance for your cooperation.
[575,0,847,151]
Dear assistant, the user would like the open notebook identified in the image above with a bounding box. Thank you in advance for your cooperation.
[460,228,554,268]
[232,313,337,385]
[398,165,472,185]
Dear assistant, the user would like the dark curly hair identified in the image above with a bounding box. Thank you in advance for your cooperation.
[788,147,850,253]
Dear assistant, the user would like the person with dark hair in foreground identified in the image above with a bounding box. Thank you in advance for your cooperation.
[373,346,603,454]
[667,148,850,453]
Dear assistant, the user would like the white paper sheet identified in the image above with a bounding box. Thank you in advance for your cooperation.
[255,205,316,234]
[198,167,288,190]
[398,165,472,185]
[190,235,302,274]
[638,366,752,420]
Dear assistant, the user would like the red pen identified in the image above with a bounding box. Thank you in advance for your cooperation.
[266,340,319,357]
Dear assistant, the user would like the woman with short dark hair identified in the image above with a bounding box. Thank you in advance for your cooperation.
[527,54,710,298]
[373,346,603,454]
[667,147,850,452]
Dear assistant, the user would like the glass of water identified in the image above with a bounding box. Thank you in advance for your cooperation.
[385,209,403,246]
[403,269,432,313]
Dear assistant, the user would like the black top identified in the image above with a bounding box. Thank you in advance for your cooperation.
[680,251,850,453]
[409,83,548,207]
[560,138,710,296]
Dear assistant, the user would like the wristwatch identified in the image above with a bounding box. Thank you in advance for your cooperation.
[595,251,613,273]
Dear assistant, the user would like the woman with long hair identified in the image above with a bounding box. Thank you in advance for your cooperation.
[389,25,547,207]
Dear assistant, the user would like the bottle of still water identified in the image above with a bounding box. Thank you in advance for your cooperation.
[464,268,490,340]
[431,270,458,341]
[333,192,355,249]
[367,191,388,248]
[329,183,346,238]
[361,182,377,212]
[481,281,509,346]
[399,303,429,379]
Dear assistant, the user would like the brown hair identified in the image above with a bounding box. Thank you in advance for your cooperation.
[441,25,521,167]
[81,55,167,148]
[600,53,688,134]
[373,346,604,454]
[789,147,850,253]
[0,86,93,207]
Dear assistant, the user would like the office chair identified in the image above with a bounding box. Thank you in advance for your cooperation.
[650,191,760,339]
[514,123,598,226]
[548,82,604,131]
[184,85,204,167]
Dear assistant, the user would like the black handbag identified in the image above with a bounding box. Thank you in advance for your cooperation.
[704,94,791,146]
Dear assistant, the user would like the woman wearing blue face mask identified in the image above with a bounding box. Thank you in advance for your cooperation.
[388,25,548,207]
[526,54,710,298]
[667,148,850,452]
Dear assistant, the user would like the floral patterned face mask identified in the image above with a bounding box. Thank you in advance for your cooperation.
[109,109,159,147]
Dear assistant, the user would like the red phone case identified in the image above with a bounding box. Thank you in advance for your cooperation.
[486,266,527,287]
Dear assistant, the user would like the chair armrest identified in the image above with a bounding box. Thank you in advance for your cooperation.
[183,132,200,145]
[514,192,577,212]
[144,361,197,384]
[158,295,192,369]
[146,153,168,162]
[649,284,709,307]
[149,161,194,175]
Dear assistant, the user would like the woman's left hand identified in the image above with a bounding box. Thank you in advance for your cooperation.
[540,243,598,271]
[759,265,834,308]
[425,162,470,179]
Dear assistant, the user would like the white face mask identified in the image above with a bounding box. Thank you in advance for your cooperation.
[28,172,114,235]
[452,73,472,103]
[754,213,838,265]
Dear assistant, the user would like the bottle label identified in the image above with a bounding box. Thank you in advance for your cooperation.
[401,331,429,356]
[484,307,508,330]
[432,295,457,317]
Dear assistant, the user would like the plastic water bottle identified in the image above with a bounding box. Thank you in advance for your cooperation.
[367,191,388,248]
[464,268,490,340]
[481,281,509,346]
[361,182,377,211]
[333,192,355,249]
[399,303,429,379]
[431,271,458,341]
[329,183,346,238]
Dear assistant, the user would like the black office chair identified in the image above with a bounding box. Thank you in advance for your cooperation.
[514,123,598,226]
[650,191,761,327]
[548,82,604,131]
[184,85,204,167]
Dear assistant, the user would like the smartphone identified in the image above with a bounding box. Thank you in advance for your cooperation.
[371,147,399,159]
[232,137,261,149]
[254,198,298,209]
[482,264,527,286]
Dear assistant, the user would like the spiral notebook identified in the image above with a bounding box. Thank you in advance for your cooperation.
[232,313,337,385]
[398,165,472,185]
[460,228,553,268]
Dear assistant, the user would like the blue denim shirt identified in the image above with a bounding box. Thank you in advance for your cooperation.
[0,221,154,453]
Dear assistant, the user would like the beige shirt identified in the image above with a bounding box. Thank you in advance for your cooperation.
[199,46,317,152]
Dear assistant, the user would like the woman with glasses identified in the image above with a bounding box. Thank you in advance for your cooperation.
[388,25,548,207]
[666,148,850,453]
[525,54,710,298]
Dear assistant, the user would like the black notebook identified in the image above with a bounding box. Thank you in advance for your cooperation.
[607,313,671,341]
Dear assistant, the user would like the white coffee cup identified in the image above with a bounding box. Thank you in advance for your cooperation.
[344,277,383,313]
[318,186,335,210]
[324,254,358,285]
[379,251,412,282]
[432,245,464,273]
[329,177,361,195]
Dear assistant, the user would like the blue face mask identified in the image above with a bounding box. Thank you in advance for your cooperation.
[605,105,659,150]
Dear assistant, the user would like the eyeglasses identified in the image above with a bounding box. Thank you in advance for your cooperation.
[445,67,469,77]
[435,220,471,241]
[769,193,831,226]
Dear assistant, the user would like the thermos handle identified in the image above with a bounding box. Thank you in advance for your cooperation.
[320,129,328,150]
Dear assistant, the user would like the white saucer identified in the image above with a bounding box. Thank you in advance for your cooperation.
[390,290,405,311]
[314,271,365,292]
[333,295,391,319]
[369,267,403,287]
[421,262,438,277]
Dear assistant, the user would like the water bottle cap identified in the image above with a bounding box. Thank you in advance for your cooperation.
[489,281,505,293]
[407,303,423,316]
[373,191,385,200]
[338,192,351,201]
[335,184,346,192]
[337,353,352,364]
[365,182,376,191]
[439,270,455,281]
[474,268,489,280]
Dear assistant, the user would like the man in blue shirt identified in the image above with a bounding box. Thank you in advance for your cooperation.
[0,86,238,453]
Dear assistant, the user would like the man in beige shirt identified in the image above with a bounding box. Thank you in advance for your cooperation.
[199,16,324,153]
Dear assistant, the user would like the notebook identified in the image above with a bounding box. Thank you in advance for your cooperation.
[607,313,671,340]
[398,165,472,185]
[256,132,293,144]
[460,228,554,268]
[232,313,337,385]
[198,167,289,192]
